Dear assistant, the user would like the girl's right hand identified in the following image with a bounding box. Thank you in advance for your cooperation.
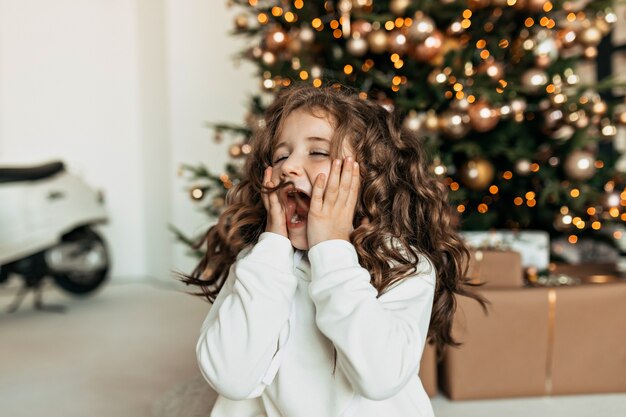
[261,166,288,238]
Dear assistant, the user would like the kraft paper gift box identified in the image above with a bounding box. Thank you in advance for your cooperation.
[439,282,626,400]
[419,341,437,397]
[462,230,550,270]
[466,249,524,287]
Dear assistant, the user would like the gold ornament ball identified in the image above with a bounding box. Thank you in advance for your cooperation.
[408,13,435,42]
[265,27,289,52]
[468,100,500,132]
[534,36,559,68]
[557,28,577,48]
[579,26,603,47]
[368,30,388,54]
[583,46,598,59]
[459,158,495,191]
[424,110,440,132]
[351,20,373,37]
[553,212,572,231]
[521,68,548,93]
[347,36,368,56]
[388,30,409,54]
[592,99,608,115]
[564,150,596,181]
[412,30,444,62]
[229,144,243,157]
[479,59,505,79]
[390,0,411,16]
[402,110,426,132]
[234,13,249,30]
[468,0,491,9]
[527,0,548,12]
[261,51,276,66]
[439,108,471,139]
[511,0,529,9]
[299,27,315,44]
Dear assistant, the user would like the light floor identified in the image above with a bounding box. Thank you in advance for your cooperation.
[1,278,625,417]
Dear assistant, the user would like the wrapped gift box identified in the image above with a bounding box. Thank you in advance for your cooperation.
[419,342,437,398]
[462,230,550,270]
[466,249,524,287]
[552,262,620,282]
[439,282,626,400]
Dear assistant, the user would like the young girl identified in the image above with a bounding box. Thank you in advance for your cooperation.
[184,84,483,417]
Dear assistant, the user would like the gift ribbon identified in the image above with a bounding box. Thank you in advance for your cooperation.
[545,289,557,395]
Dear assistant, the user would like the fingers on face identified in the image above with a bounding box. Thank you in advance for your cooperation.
[322,159,342,205]
[346,160,360,209]
[337,157,355,206]
[310,172,326,210]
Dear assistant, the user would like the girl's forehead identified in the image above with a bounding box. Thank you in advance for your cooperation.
[273,107,335,143]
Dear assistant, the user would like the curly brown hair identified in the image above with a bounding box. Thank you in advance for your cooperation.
[182,83,486,355]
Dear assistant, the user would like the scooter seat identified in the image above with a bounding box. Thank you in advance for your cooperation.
[0,161,65,183]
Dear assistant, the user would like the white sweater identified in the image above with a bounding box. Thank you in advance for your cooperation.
[197,232,436,417]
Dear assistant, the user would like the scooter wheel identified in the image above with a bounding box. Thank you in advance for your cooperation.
[49,227,110,295]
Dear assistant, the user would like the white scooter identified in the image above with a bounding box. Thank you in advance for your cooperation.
[0,161,110,312]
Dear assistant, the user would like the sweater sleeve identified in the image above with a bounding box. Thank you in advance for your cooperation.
[307,239,436,401]
[196,232,297,400]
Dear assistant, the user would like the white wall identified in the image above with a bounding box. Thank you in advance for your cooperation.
[0,0,256,280]
[164,0,257,277]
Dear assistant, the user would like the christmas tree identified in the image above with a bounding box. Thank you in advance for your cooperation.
[177,0,626,256]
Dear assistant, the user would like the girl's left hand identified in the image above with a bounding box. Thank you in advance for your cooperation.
[307,156,360,248]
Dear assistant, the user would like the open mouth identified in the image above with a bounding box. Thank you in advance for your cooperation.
[283,187,311,227]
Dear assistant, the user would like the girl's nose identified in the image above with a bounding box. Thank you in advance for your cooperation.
[280,155,304,178]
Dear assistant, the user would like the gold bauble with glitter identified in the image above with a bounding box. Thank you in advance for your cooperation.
[479,59,505,79]
[557,28,577,48]
[388,30,409,54]
[347,35,368,56]
[424,110,440,132]
[579,26,603,47]
[468,0,491,8]
[407,13,435,42]
[402,110,426,132]
[368,30,388,54]
[351,20,373,37]
[412,30,444,62]
[439,108,471,139]
[390,0,411,16]
[459,158,495,191]
[564,150,596,181]
[521,68,548,93]
[534,35,559,68]
[468,100,500,132]
[264,27,289,52]
[299,27,315,44]
[527,0,548,12]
